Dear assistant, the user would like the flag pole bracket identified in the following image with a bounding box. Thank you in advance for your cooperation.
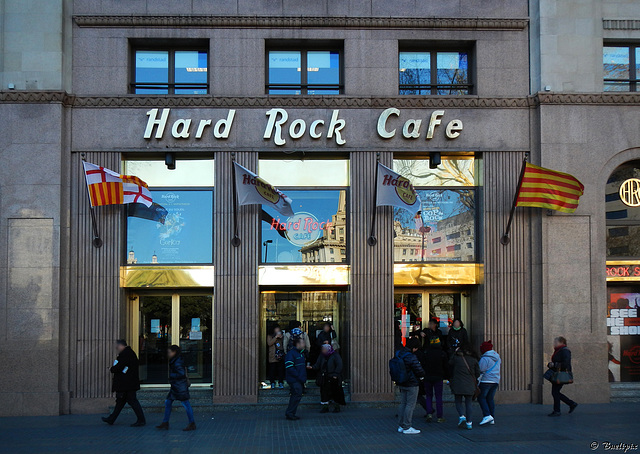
[81,153,103,248]
[231,153,241,248]
[368,153,381,247]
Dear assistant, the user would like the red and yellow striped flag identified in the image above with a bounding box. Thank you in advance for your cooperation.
[516,163,584,213]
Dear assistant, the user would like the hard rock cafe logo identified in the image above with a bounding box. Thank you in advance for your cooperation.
[623,345,640,365]
[242,174,280,204]
[383,174,417,206]
[619,178,640,207]
[271,212,333,247]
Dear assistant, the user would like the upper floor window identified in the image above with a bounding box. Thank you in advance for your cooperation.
[132,47,208,94]
[266,43,342,95]
[399,49,471,95]
[604,45,640,92]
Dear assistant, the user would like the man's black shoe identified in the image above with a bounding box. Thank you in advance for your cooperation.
[568,403,578,414]
[547,411,561,417]
[130,421,146,427]
[101,417,114,425]
[285,415,300,420]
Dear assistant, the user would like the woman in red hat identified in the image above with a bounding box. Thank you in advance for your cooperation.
[478,340,501,426]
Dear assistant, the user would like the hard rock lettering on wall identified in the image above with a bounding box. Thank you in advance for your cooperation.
[143,107,463,145]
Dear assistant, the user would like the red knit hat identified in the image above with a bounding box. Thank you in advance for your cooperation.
[480,340,494,354]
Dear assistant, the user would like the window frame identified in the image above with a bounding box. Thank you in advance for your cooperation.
[130,42,209,95]
[398,42,474,95]
[265,41,344,95]
[603,43,640,92]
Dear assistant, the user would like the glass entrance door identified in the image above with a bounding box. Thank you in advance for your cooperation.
[260,290,348,385]
[394,289,468,350]
[132,292,213,385]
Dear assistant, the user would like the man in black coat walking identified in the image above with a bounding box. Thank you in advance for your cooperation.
[102,339,146,426]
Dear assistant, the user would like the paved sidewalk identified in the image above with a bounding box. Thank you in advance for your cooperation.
[0,403,638,454]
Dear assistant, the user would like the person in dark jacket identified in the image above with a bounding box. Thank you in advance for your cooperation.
[446,319,469,357]
[422,319,447,423]
[284,338,308,420]
[396,337,425,435]
[156,345,196,431]
[309,344,345,413]
[316,323,338,349]
[449,343,480,430]
[547,336,578,417]
[102,339,146,427]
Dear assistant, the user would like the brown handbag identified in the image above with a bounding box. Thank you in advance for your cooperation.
[461,355,481,400]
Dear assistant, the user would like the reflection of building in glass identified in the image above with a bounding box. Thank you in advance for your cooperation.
[300,191,347,263]
[127,250,138,264]
[605,164,640,257]
[394,211,474,262]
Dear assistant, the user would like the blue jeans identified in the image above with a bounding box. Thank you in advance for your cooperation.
[163,398,195,424]
[286,381,304,417]
[477,383,498,417]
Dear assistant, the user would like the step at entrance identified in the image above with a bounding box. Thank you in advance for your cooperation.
[611,383,640,402]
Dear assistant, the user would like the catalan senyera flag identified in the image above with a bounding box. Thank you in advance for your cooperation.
[516,163,584,213]
[83,161,153,208]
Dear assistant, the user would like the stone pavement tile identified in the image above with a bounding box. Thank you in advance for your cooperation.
[0,403,638,453]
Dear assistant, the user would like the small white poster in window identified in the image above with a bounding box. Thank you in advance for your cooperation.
[150,319,160,334]
[190,331,203,340]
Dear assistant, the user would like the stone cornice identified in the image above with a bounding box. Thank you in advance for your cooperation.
[3,92,640,108]
[72,15,528,31]
[603,19,640,30]
[536,92,640,105]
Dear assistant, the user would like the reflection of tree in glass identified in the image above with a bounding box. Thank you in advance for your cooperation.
[395,159,474,187]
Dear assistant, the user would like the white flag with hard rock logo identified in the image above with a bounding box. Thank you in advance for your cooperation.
[234,162,294,217]
[375,163,421,215]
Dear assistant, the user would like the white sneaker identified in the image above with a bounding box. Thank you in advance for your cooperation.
[479,415,494,426]
[402,427,421,435]
[397,426,404,433]
[466,422,472,430]
[490,419,495,425]
[458,416,467,427]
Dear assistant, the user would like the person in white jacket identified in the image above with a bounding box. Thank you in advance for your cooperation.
[477,340,501,426]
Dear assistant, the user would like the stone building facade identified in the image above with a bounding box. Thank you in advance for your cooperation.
[0,0,638,416]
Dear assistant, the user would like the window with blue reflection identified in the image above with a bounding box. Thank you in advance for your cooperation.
[174,51,208,94]
[268,51,302,94]
[393,189,476,262]
[135,50,169,94]
[267,48,341,95]
[399,52,431,95]
[127,190,213,264]
[399,50,471,95]
[133,48,208,95]
[603,45,639,92]
[307,51,340,94]
[261,190,347,263]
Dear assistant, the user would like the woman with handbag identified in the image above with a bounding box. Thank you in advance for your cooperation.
[546,336,578,417]
[308,344,345,413]
[156,345,196,431]
[449,343,480,430]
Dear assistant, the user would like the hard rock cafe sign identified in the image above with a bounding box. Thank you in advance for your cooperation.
[619,178,640,207]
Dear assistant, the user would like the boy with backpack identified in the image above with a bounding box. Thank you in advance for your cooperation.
[389,337,425,434]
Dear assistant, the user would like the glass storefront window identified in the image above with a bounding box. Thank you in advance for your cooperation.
[261,189,347,263]
[259,159,349,187]
[393,157,477,187]
[124,159,214,265]
[607,288,640,382]
[127,190,213,264]
[393,157,478,263]
[394,189,476,262]
[606,161,640,258]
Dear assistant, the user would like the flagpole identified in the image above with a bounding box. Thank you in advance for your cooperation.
[80,153,103,248]
[367,153,381,246]
[230,153,241,247]
[500,152,529,246]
